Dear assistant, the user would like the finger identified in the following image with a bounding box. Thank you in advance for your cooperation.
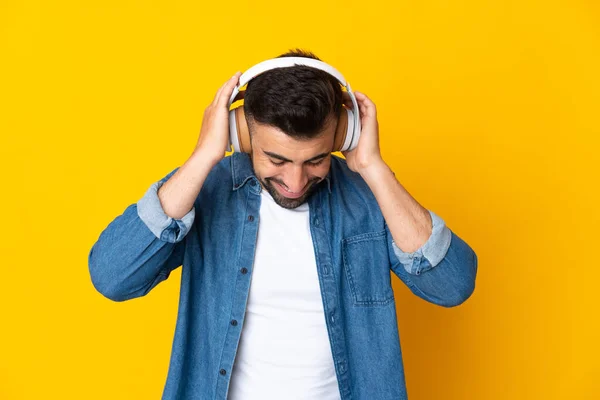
[353,93,368,115]
[212,72,240,106]
[350,92,367,117]
[353,91,377,117]
[359,104,368,117]
[217,71,242,108]
[212,80,229,106]
[357,102,372,123]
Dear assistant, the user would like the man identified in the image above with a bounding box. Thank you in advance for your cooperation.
[88,49,478,400]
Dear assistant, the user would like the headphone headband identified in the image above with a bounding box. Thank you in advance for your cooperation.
[227,57,361,153]
[240,57,347,87]
[229,57,350,107]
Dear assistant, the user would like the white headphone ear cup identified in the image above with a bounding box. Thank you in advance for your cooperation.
[344,83,361,151]
[348,110,361,151]
[340,108,355,152]
[229,109,240,153]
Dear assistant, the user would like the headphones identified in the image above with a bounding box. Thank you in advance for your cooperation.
[227,57,361,153]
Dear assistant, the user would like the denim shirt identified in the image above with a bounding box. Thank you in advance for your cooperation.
[88,152,478,400]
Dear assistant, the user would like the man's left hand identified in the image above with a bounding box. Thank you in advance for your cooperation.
[341,91,385,175]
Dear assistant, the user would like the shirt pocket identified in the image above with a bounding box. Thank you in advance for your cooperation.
[342,229,395,307]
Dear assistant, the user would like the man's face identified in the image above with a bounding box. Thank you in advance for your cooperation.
[249,119,335,209]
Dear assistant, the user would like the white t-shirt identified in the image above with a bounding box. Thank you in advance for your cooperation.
[227,188,341,400]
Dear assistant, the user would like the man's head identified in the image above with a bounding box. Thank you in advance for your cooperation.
[243,49,343,209]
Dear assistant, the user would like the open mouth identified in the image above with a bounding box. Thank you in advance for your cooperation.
[273,180,308,199]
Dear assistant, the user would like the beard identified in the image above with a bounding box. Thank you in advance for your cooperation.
[260,176,323,209]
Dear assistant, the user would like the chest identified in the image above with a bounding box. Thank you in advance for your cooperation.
[248,191,322,310]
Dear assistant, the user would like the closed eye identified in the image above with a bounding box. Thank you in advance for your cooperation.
[270,158,326,167]
[308,159,325,166]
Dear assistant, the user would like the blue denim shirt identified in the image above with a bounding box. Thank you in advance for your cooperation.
[88,152,478,400]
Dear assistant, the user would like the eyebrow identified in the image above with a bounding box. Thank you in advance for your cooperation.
[263,150,329,163]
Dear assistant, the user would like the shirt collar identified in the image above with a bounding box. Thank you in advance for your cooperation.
[230,152,332,194]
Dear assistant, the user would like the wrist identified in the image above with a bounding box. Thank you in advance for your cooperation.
[191,147,221,168]
[358,158,389,180]
[189,147,221,173]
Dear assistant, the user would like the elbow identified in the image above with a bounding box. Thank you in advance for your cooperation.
[400,230,479,308]
[90,278,130,302]
[438,247,478,308]
[439,277,476,308]
[88,246,130,302]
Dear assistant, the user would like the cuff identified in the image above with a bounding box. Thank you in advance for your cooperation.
[391,209,452,275]
[136,178,195,243]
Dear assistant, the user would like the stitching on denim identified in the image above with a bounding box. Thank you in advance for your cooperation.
[342,232,395,307]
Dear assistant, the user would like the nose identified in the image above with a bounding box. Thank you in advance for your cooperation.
[284,165,308,193]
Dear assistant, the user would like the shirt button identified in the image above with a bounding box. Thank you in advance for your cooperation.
[230,319,238,326]
[219,369,227,375]
[248,215,254,222]
[241,267,248,274]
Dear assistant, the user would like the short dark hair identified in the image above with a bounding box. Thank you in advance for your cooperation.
[243,48,343,140]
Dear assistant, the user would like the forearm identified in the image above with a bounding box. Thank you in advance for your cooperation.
[391,230,478,307]
[359,159,477,307]
[359,159,432,253]
[158,149,219,220]
[89,163,200,302]
[342,89,476,307]
[88,203,186,301]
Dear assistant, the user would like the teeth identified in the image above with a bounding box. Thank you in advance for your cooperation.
[280,182,301,194]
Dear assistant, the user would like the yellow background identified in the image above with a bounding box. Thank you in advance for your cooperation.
[1,0,598,398]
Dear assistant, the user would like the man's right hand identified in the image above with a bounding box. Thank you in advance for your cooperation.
[194,71,242,164]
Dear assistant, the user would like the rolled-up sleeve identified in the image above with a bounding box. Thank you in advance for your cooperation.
[88,167,195,302]
[391,210,452,276]
[387,210,478,307]
[136,174,195,243]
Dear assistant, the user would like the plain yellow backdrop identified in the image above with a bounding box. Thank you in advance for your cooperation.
[1,0,598,399]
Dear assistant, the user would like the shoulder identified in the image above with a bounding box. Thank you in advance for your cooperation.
[329,154,379,206]
[200,154,234,193]
[330,154,372,193]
